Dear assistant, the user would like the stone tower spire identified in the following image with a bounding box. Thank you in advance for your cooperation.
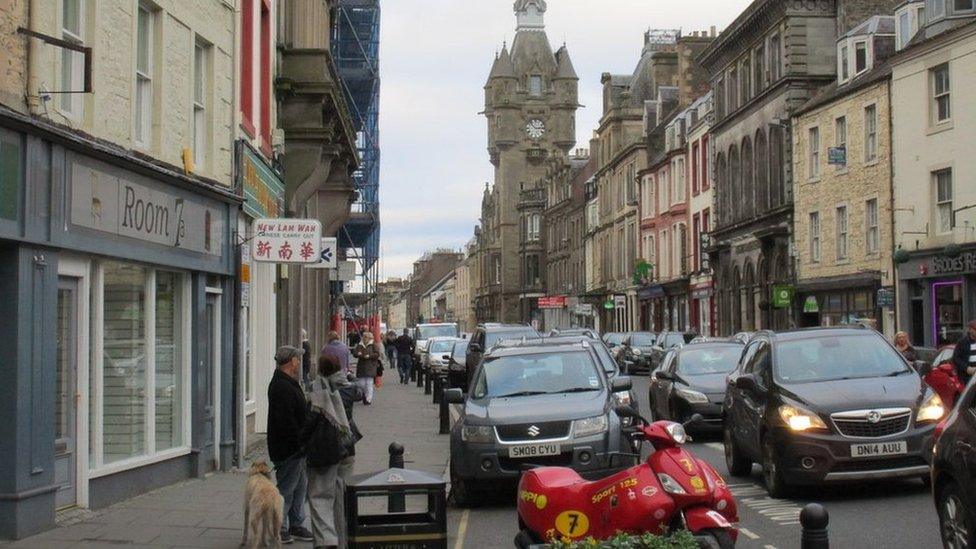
[514,0,546,31]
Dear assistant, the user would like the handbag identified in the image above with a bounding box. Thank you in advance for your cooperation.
[305,411,353,468]
[375,375,384,389]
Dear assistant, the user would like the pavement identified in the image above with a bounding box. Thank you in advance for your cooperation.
[3,375,454,549]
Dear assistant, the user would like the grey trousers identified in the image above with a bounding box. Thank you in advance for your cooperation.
[307,457,354,547]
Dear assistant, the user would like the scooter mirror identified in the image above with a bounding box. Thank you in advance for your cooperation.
[613,404,639,420]
[683,413,705,429]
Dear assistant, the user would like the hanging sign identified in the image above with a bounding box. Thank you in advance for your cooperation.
[772,286,794,309]
[306,237,339,269]
[252,219,322,264]
[803,296,820,314]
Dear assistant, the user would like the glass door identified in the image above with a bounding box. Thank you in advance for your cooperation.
[933,280,964,347]
[55,278,79,509]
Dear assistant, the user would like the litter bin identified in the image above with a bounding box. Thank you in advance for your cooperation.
[342,467,447,548]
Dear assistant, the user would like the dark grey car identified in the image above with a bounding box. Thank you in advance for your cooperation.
[445,341,632,506]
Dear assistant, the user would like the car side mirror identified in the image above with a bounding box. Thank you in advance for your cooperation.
[613,404,640,420]
[444,388,466,404]
[611,376,633,392]
[469,344,482,354]
[442,354,452,361]
[652,345,664,352]
[735,373,761,394]
[657,370,676,382]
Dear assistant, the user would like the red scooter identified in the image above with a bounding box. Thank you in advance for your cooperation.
[515,407,738,548]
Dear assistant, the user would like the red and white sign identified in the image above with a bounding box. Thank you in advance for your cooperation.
[538,296,568,309]
[252,219,322,264]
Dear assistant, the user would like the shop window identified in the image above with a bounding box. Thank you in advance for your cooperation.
[155,271,184,451]
[0,130,22,221]
[933,280,963,346]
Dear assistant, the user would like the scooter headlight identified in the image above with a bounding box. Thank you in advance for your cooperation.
[665,422,688,444]
[573,415,608,438]
[918,392,946,423]
[460,424,494,443]
[657,473,687,495]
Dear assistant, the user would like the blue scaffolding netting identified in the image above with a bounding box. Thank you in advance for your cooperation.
[332,0,381,307]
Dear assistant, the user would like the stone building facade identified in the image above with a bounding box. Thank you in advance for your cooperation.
[478,0,579,324]
[792,16,896,335]
[686,93,717,336]
[701,0,900,336]
[405,250,464,327]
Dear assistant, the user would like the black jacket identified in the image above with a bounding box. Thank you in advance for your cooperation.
[395,334,415,356]
[267,369,307,463]
[952,335,976,384]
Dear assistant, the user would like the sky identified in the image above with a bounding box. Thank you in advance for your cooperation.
[377,0,752,280]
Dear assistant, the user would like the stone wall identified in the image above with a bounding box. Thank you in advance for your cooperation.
[0,0,28,112]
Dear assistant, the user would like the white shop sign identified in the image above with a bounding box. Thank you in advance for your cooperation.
[305,237,338,269]
[252,219,322,264]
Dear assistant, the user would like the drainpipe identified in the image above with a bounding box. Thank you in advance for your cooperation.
[886,80,899,337]
[232,0,244,470]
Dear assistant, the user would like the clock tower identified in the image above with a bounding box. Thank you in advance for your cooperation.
[482,0,579,323]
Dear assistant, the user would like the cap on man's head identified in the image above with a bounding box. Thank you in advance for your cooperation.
[275,345,304,365]
[969,320,976,331]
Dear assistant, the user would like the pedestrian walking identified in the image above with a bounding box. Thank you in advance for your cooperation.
[385,330,398,372]
[324,331,351,375]
[951,320,976,385]
[266,346,314,544]
[304,350,365,549]
[395,328,415,384]
[353,332,382,404]
[301,329,312,385]
[893,331,918,363]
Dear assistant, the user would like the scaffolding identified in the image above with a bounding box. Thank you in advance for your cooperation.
[332,0,381,318]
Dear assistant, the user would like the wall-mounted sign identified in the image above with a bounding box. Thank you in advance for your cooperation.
[252,219,322,263]
[240,244,252,307]
[538,296,567,309]
[306,237,338,269]
[803,296,820,314]
[772,285,794,309]
[69,155,226,256]
[575,303,594,316]
[239,142,284,219]
[828,146,847,165]
[603,300,615,311]
[877,288,895,309]
[614,295,627,309]
[932,252,976,275]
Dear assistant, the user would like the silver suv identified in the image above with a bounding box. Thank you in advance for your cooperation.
[445,340,633,506]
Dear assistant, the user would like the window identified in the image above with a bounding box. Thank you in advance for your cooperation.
[626,163,637,203]
[60,0,85,115]
[740,59,751,102]
[836,206,848,260]
[240,0,254,132]
[715,77,725,118]
[810,212,821,262]
[94,262,189,469]
[192,41,208,171]
[701,136,710,191]
[259,0,271,150]
[692,213,701,271]
[493,255,501,284]
[527,213,541,241]
[866,199,879,255]
[135,3,154,146]
[728,68,738,110]
[932,64,951,123]
[935,169,953,233]
[835,116,847,169]
[854,41,868,74]
[529,75,543,96]
[808,127,820,179]
[931,0,946,19]
[840,44,850,81]
[956,0,974,10]
[864,105,877,162]
[525,255,540,286]
[769,34,781,81]
[692,142,700,195]
[674,157,686,202]
[754,45,765,91]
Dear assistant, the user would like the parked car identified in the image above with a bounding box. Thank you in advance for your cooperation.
[648,342,744,430]
[539,335,640,420]
[731,332,754,345]
[617,331,658,374]
[647,331,696,372]
[423,336,462,377]
[444,340,632,506]
[463,324,541,388]
[723,327,944,497]
[446,340,470,390]
[549,328,600,339]
[413,323,460,361]
[932,378,976,549]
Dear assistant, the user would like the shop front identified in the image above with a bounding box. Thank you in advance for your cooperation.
[898,248,976,348]
[0,114,237,539]
[689,280,715,337]
[540,296,570,331]
[638,285,665,331]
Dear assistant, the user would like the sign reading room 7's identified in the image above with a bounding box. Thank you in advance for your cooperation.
[252,219,322,264]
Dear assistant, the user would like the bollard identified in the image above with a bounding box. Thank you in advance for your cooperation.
[425,367,433,395]
[416,365,424,388]
[800,503,829,549]
[439,388,450,434]
[433,374,442,404]
[388,442,406,512]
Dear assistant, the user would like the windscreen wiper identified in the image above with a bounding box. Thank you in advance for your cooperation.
[556,387,601,394]
[494,390,549,398]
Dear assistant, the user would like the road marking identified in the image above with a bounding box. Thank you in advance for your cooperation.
[729,484,803,526]
[454,509,469,549]
[705,442,725,451]
[739,528,760,540]
[764,545,779,549]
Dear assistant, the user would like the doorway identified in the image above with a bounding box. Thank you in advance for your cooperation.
[55,277,79,509]
[201,292,221,472]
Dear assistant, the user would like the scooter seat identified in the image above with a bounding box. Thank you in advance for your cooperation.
[528,467,587,489]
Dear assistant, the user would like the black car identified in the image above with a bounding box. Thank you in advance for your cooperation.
[647,331,695,372]
[724,328,944,497]
[648,342,744,430]
[445,339,469,390]
[932,378,976,549]
[618,332,658,374]
[464,324,541,388]
[549,328,600,339]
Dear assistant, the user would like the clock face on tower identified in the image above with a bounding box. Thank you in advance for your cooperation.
[525,119,546,141]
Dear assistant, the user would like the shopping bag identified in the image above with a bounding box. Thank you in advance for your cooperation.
[374,375,383,389]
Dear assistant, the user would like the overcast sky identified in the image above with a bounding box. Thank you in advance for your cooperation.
[377,0,751,280]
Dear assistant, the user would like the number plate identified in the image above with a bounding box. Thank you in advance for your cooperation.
[509,443,561,458]
[851,440,907,458]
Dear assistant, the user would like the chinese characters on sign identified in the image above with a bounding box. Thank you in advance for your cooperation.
[251,219,322,264]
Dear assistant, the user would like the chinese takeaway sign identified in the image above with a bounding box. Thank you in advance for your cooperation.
[252,219,322,264]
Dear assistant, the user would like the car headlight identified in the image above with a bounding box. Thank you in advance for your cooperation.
[460,424,494,443]
[613,391,632,406]
[665,422,688,444]
[657,473,687,495]
[778,403,827,431]
[675,387,709,404]
[573,415,608,438]
[632,348,643,356]
[918,392,946,423]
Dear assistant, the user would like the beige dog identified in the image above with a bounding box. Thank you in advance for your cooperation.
[242,460,284,548]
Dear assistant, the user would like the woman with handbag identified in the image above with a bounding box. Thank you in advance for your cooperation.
[353,332,382,405]
[304,349,364,549]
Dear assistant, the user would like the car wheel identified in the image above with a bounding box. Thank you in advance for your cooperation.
[762,435,791,498]
[937,480,973,549]
[695,528,735,549]
[724,422,751,477]
[450,464,479,508]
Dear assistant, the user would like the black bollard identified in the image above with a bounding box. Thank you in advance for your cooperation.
[388,443,405,512]
[416,364,424,388]
[424,367,433,395]
[800,503,829,549]
[433,375,442,404]
[439,389,450,434]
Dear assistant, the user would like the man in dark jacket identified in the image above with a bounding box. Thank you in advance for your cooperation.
[267,346,313,543]
[952,320,976,385]
[394,329,416,384]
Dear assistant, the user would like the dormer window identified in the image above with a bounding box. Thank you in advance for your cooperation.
[838,38,871,84]
[896,3,926,51]
[840,44,850,81]
[854,41,868,74]
[928,0,946,21]
[529,75,542,96]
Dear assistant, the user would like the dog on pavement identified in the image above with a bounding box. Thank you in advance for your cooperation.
[242,460,284,548]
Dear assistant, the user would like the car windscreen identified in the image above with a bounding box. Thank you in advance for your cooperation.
[417,325,458,339]
[631,332,656,346]
[592,344,618,374]
[429,340,456,354]
[663,333,686,348]
[485,328,539,347]
[774,334,912,384]
[604,333,626,346]
[452,342,468,360]
[677,346,742,376]
[472,351,603,399]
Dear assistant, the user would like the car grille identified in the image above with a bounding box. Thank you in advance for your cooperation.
[832,456,927,473]
[495,421,571,442]
[499,453,574,470]
[831,410,912,438]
